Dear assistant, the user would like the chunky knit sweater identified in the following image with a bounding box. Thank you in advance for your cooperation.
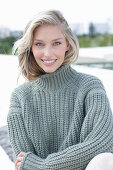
[7,64,113,170]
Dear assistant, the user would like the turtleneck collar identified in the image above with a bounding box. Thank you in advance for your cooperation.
[32,64,76,91]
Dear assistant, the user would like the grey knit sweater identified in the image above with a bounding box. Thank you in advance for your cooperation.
[7,64,113,170]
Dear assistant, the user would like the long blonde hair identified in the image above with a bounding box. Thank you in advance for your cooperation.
[13,10,79,81]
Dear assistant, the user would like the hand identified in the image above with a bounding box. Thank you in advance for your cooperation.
[15,152,26,170]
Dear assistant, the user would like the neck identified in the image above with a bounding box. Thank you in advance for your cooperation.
[33,64,76,91]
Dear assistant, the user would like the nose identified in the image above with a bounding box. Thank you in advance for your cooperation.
[43,46,52,57]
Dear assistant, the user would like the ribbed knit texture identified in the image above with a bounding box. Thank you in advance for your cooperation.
[7,64,113,170]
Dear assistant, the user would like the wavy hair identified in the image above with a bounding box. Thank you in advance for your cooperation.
[13,10,79,81]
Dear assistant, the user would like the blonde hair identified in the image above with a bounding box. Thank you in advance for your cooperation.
[13,10,79,81]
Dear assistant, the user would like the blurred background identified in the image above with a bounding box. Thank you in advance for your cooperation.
[0,0,113,67]
[0,0,113,169]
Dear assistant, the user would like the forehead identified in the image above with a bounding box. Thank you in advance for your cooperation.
[33,24,64,39]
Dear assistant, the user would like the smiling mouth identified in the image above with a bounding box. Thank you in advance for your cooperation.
[41,59,57,65]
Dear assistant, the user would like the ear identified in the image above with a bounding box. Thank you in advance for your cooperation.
[66,41,70,51]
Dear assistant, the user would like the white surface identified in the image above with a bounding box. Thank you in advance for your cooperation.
[0,146,14,169]
[0,54,25,127]
[79,46,113,60]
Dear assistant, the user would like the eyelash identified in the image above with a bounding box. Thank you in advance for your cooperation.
[35,42,62,47]
[53,42,61,46]
[35,43,43,47]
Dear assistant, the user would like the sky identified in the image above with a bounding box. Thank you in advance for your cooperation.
[0,0,113,31]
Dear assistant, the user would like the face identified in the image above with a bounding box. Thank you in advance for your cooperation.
[32,24,70,73]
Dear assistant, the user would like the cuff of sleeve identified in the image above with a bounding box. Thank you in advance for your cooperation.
[20,152,32,170]
[20,152,46,170]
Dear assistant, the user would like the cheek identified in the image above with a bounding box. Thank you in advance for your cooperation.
[56,48,66,58]
[32,49,41,60]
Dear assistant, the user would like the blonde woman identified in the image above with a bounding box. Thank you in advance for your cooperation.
[7,10,113,170]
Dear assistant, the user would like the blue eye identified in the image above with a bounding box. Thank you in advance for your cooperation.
[36,43,44,47]
[54,42,61,46]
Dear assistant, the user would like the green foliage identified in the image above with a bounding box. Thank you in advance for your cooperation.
[0,36,17,54]
[78,34,113,48]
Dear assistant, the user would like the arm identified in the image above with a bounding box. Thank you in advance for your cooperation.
[7,90,35,158]
[7,89,49,170]
[8,88,113,170]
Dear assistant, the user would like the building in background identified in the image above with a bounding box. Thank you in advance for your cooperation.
[0,26,10,38]
[0,19,113,38]
[0,26,23,38]
[10,30,23,37]
[70,18,113,35]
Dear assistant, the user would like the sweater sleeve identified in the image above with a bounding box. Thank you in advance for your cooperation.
[7,90,36,159]
[7,88,113,170]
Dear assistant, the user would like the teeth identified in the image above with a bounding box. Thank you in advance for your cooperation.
[43,60,56,63]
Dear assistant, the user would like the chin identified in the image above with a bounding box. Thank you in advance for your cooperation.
[41,63,63,73]
[44,68,58,73]
[45,70,56,74]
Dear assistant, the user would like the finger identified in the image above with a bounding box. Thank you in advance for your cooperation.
[15,152,26,169]
[17,157,23,161]
[17,162,21,166]
[16,161,21,168]
[18,152,26,157]
[15,162,21,170]
[16,153,25,166]
[16,157,23,163]
[15,157,23,168]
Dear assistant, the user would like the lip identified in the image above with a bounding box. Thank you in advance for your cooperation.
[41,59,57,66]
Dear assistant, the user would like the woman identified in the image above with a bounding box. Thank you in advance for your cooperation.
[7,10,113,170]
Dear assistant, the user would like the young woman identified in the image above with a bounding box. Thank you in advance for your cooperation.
[7,10,113,170]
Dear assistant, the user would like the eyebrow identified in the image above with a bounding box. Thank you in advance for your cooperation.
[34,38,64,42]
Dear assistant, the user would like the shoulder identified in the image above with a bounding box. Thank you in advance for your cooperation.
[71,66,105,93]
[10,81,34,102]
